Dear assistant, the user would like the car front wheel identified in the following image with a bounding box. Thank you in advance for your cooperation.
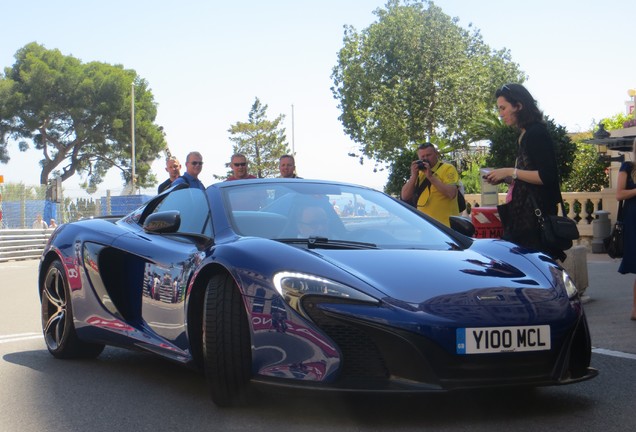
[203,273,252,407]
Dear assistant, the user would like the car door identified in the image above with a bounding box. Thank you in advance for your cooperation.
[112,187,213,347]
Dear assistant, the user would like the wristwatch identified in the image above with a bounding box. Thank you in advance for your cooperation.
[512,168,518,180]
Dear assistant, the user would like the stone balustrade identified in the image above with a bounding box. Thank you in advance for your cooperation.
[464,189,617,247]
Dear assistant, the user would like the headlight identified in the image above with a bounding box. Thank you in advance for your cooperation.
[561,271,578,299]
[272,272,379,305]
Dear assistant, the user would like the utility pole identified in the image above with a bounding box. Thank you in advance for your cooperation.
[291,104,295,155]
[131,82,136,194]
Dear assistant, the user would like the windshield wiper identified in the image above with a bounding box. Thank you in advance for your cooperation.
[277,236,378,250]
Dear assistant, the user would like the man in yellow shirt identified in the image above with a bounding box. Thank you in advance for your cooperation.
[400,143,460,226]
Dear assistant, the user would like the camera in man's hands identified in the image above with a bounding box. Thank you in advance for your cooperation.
[416,159,430,171]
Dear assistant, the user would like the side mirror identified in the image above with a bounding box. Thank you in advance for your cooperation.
[143,210,181,234]
[449,215,475,237]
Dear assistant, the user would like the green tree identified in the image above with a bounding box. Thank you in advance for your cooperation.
[598,112,632,131]
[563,133,608,192]
[459,150,490,195]
[384,148,417,196]
[564,119,619,193]
[0,78,12,163]
[0,182,42,201]
[471,111,517,169]
[331,0,524,167]
[0,42,166,190]
[226,98,289,179]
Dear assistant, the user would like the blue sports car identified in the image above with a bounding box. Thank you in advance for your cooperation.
[38,179,597,406]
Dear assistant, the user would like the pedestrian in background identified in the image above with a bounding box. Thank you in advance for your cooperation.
[32,214,48,229]
[157,155,182,193]
[49,218,58,229]
[483,83,562,260]
[225,154,267,209]
[615,138,636,320]
[171,152,206,190]
[400,142,459,227]
[279,154,301,178]
[226,154,256,181]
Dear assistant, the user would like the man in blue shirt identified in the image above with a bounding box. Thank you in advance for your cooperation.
[171,152,206,190]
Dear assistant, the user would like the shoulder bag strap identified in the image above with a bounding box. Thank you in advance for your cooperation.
[527,189,545,223]
[616,199,625,223]
[413,176,431,206]
[554,171,568,217]
[528,186,568,221]
[556,190,568,217]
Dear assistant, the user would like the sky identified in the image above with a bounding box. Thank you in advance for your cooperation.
[1,0,635,198]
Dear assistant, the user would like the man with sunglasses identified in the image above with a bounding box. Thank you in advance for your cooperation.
[400,142,460,227]
[226,154,257,181]
[225,153,263,210]
[171,151,206,190]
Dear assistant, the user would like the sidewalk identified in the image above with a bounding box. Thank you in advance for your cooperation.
[582,252,636,355]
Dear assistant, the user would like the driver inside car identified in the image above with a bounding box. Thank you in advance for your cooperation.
[296,206,331,238]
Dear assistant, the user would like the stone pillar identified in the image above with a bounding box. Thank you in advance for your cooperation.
[591,210,611,253]
[562,245,589,299]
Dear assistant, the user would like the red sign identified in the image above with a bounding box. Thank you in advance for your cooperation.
[471,207,503,239]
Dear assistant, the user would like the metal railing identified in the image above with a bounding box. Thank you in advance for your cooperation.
[0,191,152,229]
[0,190,613,263]
[0,228,52,263]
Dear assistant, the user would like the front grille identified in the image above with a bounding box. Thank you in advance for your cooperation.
[302,298,389,381]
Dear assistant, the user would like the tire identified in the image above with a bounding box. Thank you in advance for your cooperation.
[41,260,105,359]
[203,273,252,407]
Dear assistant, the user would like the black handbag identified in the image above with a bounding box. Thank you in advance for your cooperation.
[604,199,624,259]
[530,193,579,253]
[457,189,466,213]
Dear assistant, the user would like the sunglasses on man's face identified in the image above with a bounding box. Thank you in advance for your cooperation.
[233,162,247,167]
[190,161,204,166]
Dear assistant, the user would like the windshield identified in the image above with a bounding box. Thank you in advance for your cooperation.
[222,182,462,250]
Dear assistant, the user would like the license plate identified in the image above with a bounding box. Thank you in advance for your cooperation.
[456,325,551,354]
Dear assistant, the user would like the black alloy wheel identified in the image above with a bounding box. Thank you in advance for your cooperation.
[41,260,104,359]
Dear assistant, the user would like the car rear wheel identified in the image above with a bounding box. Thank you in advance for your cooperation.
[41,260,105,359]
[203,273,252,407]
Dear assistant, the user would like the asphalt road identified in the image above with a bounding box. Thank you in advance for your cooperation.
[1,258,635,432]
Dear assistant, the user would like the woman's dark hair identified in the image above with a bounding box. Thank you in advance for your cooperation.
[495,83,544,128]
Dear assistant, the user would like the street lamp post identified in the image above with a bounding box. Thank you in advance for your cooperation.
[593,123,625,164]
[131,82,136,194]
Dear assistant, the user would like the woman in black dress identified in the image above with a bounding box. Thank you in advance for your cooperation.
[483,83,562,260]
[616,140,636,320]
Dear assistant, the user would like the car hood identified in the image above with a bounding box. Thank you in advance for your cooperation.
[308,241,558,306]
